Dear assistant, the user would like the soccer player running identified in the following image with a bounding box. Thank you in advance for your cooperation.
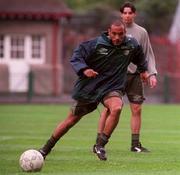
[93,2,157,155]
[39,20,148,161]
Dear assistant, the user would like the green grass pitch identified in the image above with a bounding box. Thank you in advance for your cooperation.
[0,104,180,175]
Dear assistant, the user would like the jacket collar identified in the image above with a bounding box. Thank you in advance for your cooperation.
[99,32,128,47]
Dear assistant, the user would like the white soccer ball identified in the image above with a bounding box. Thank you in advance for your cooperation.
[19,149,44,172]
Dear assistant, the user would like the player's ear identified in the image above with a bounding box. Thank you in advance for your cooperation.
[120,12,123,19]
[108,28,111,35]
[134,12,137,18]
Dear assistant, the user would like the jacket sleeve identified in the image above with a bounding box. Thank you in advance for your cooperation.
[141,30,157,75]
[70,39,96,76]
[132,45,148,73]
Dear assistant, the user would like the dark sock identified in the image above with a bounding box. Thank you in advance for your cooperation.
[131,134,140,147]
[97,133,110,147]
[40,136,58,155]
[96,133,101,144]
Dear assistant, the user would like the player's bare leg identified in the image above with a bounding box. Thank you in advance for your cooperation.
[130,103,141,134]
[130,103,149,152]
[98,108,109,133]
[93,108,108,157]
[39,112,82,158]
[94,96,123,160]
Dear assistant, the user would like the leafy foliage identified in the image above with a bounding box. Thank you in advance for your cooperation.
[64,0,178,33]
[135,0,179,33]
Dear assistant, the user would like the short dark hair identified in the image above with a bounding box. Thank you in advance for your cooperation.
[120,2,136,13]
[109,20,125,29]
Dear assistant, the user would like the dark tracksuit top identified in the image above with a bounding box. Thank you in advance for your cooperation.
[70,32,148,103]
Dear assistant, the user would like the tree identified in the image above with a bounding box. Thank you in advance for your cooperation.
[135,0,178,33]
[64,0,178,34]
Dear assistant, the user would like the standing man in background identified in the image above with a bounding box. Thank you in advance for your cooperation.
[93,2,157,154]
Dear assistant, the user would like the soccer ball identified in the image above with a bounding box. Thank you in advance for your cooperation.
[19,149,44,172]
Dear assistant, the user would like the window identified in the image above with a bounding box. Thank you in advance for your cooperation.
[0,35,45,64]
[32,35,41,59]
[10,36,24,59]
[0,35,4,58]
[30,35,45,63]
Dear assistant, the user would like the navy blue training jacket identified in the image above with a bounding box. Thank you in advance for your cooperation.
[70,32,147,103]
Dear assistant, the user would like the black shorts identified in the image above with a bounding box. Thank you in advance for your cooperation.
[71,90,123,117]
[71,100,98,117]
[125,74,145,104]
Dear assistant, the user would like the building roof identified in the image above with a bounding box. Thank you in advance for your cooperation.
[0,0,72,20]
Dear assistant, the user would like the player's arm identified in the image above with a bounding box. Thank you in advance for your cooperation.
[70,39,99,78]
[70,44,90,76]
[148,74,157,88]
[132,45,148,74]
[83,69,98,78]
[132,45,150,84]
[140,71,149,84]
[141,31,157,88]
